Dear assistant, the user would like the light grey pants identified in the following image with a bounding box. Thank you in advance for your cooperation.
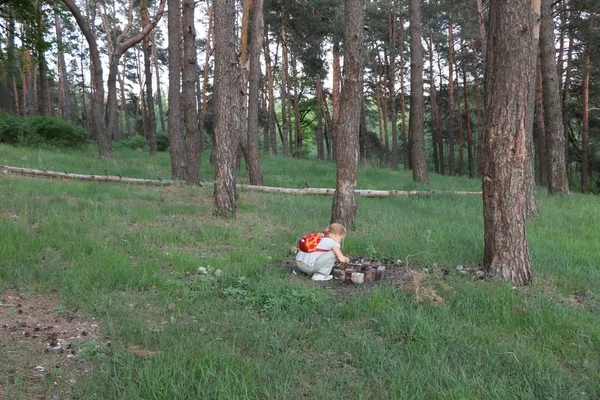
[295,251,337,276]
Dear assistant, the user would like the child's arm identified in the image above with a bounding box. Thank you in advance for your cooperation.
[332,247,350,264]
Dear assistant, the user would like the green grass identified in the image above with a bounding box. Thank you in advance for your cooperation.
[1,144,599,399]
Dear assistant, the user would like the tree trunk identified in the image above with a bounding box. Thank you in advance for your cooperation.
[55,14,73,121]
[202,3,214,163]
[182,0,201,184]
[61,0,108,156]
[332,40,341,162]
[476,0,487,70]
[331,0,364,231]
[535,59,549,187]
[168,0,186,179]
[316,74,325,161]
[141,0,157,154]
[280,19,290,157]
[409,0,429,184]
[104,0,166,153]
[428,37,440,174]
[264,37,277,155]
[581,50,590,194]
[4,18,16,114]
[213,0,241,216]
[152,32,166,134]
[462,45,474,178]
[246,0,264,185]
[482,0,538,285]
[447,22,455,175]
[399,32,408,170]
[389,1,399,170]
[119,59,132,139]
[540,0,569,195]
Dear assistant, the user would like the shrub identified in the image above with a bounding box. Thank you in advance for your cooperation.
[0,111,26,144]
[156,134,169,151]
[114,135,148,150]
[0,113,88,148]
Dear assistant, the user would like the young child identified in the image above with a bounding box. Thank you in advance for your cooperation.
[295,223,350,281]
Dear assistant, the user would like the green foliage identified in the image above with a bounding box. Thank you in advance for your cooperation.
[114,135,149,151]
[0,112,88,148]
[156,133,169,151]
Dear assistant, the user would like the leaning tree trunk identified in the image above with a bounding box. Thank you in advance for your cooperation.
[183,0,201,185]
[540,0,569,195]
[482,0,538,286]
[408,0,429,184]
[55,14,73,121]
[213,0,241,217]
[331,0,364,231]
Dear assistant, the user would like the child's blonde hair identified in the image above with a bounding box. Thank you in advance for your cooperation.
[325,223,346,237]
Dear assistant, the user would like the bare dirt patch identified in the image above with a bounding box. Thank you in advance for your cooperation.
[0,290,103,400]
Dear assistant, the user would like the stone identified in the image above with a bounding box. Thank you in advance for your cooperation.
[351,272,364,284]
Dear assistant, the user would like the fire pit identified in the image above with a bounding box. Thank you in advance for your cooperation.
[332,257,388,284]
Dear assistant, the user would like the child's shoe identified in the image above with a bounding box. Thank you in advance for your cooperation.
[311,274,333,281]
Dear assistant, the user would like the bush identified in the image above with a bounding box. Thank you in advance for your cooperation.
[24,116,88,148]
[114,135,148,150]
[156,134,169,151]
[0,111,26,144]
[0,112,88,148]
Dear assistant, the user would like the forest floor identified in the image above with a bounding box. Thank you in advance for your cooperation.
[0,291,102,400]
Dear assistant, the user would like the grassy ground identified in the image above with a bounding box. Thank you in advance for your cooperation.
[1,144,599,399]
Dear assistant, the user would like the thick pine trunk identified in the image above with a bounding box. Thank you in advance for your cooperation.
[168,0,186,179]
[183,0,201,185]
[540,0,569,195]
[331,0,364,231]
[482,0,538,285]
[246,0,264,185]
[213,0,241,216]
[409,0,429,184]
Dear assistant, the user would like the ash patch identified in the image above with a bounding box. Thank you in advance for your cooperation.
[0,290,104,399]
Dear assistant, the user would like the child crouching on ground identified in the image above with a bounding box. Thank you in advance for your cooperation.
[295,223,350,281]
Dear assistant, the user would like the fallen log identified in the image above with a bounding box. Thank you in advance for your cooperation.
[238,184,481,197]
[2,165,482,196]
[2,165,180,186]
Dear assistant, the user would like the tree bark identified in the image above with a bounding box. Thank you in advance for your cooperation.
[245,0,264,185]
[409,0,429,184]
[141,0,158,154]
[61,0,107,156]
[213,0,241,216]
[55,13,73,121]
[182,0,201,184]
[535,59,549,187]
[316,74,325,161]
[447,22,455,175]
[581,50,590,194]
[168,0,186,179]
[280,19,290,157]
[540,0,569,195]
[4,18,16,114]
[264,37,277,155]
[152,31,166,133]
[330,0,364,231]
[482,0,538,285]
[462,44,474,178]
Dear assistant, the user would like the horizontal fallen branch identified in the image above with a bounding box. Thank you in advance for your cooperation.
[238,184,481,197]
[2,165,482,196]
[2,165,179,186]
